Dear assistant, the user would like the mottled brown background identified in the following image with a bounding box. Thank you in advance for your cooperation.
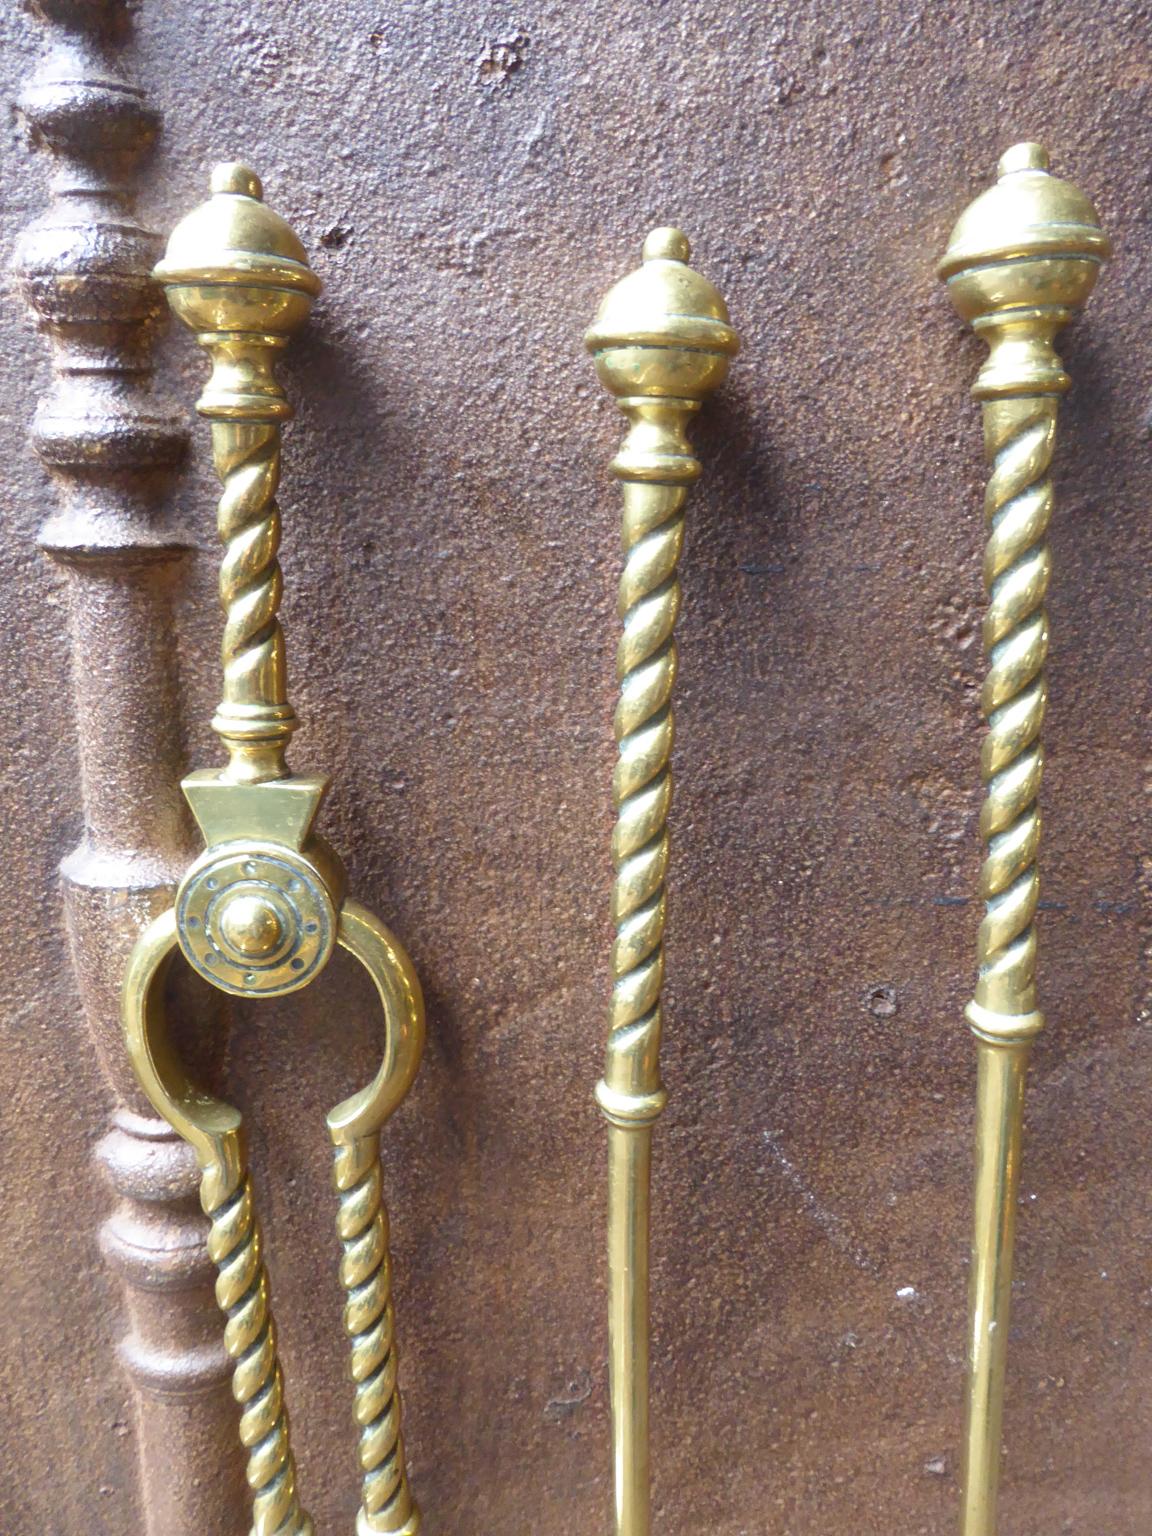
[1,2,1149,1533]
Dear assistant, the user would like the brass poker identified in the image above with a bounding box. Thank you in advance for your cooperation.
[586,229,738,1536]
[939,143,1109,1536]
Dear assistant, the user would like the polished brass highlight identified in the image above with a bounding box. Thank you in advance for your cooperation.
[939,144,1109,1536]
[121,164,424,1536]
[586,229,738,1536]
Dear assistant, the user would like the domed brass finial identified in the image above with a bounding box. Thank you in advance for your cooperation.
[641,225,691,262]
[210,160,263,198]
[997,140,1048,175]
[155,161,321,402]
[585,226,738,405]
[938,141,1110,395]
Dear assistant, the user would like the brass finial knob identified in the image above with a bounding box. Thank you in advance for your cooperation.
[217,893,285,959]
[585,226,739,403]
[938,142,1110,365]
[155,161,321,411]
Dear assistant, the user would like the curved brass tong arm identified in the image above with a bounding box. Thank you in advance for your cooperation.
[120,165,425,1536]
[124,903,423,1536]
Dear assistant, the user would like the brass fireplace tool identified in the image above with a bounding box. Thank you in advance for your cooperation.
[586,230,738,1536]
[120,165,424,1536]
[939,144,1109,1536]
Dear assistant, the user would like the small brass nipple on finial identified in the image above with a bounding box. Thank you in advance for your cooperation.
[642,227,691,264]
[210,162,264,200]
[997,141,1050,178]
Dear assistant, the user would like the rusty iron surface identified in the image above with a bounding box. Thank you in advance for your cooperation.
[1,3,1150,1533]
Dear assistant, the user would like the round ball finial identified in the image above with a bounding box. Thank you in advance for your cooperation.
[997,141,1049,177]
[154,160,321,341]
[938,143,1110,326]
[210,161,264,199]
[586,226,738,401]
[642,227,691,264]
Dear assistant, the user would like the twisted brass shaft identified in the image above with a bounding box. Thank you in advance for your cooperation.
[203,1159,312,1536]
[211,419,295,784]
[604,408,695,1119]
[595,409,700,1536]
[973,397,1053,1016]
[334,1133,419,1536]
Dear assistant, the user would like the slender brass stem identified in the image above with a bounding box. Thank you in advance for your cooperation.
[599,418,693,1533]
[587,229,737,1536]
[962,1037,1030,1536]
[604,1116,655,1532]
[939,143,1109,1536]
[959,392,1055,1536]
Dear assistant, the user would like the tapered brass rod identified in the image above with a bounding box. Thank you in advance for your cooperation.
[939,143,1109,1536]
[963,1037,1029,1532]
[586,229,738,1536]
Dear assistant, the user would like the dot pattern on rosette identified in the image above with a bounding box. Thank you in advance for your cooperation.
[939,141,1110,1030]
[175,844,336,998]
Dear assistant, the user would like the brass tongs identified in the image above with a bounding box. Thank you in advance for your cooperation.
[120,164,423,1536]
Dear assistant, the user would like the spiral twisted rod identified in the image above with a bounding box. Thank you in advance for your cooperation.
[210,420,294,782]
[587,227,737,1536]
[974,397,1055,1017]
[604,447,692,1116]
[203,1163,312,1536]
[335,1133,418,1536]
[939,142,1109,1536]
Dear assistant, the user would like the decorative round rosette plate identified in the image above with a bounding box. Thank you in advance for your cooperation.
[175,844,337,997]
